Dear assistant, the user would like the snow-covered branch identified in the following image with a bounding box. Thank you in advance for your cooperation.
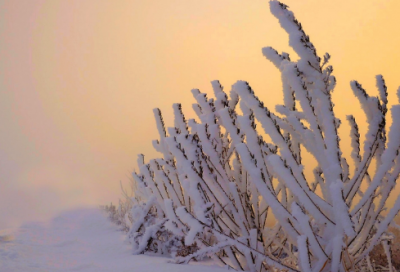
[117,1,400,271]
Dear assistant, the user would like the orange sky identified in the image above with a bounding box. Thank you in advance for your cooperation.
[1,0,400,228]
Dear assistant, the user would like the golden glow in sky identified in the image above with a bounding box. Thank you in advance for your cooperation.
[1,0,400,228]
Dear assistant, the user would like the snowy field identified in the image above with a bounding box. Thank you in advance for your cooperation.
[0,208,228,272]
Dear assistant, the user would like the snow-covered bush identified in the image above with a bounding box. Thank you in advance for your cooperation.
[123,1,400,271]
[102,199,133,232]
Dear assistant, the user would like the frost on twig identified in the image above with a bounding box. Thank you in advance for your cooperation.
[116,1,400,271]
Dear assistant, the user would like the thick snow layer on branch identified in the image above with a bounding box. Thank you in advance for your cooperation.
[376,75,388,107]
[297,235,312,272]
[176,207,204,246]
[268,154,333,226]
[292,203,327,262]
[352,105,400,215]
[329,180,355,237]
[262,46,290,69]
[235,143,300,241]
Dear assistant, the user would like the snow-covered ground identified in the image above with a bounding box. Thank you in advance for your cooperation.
[0,208,228,272]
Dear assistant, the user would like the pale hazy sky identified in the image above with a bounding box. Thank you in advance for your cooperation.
[1,0,400,228]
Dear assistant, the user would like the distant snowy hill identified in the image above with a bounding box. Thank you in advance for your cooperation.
[0,208,228,272]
